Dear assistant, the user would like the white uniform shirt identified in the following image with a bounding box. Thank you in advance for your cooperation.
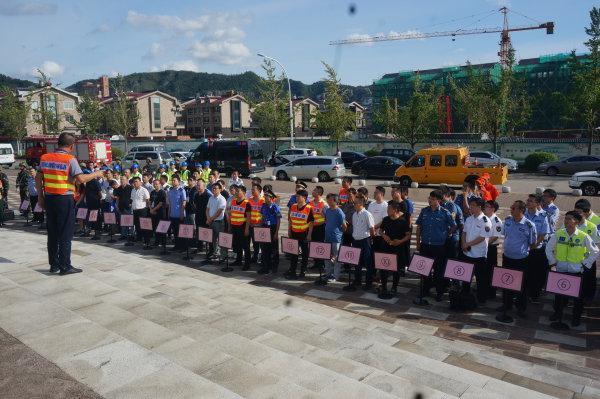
[462,213,493,258]
[489,213,503,240]
[368,200,388,236]
[351,208,375,241]
[207,194,227,221]
[130,187,150,210]
[546,229,600,273]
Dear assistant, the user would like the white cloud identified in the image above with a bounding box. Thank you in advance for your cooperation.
[126,10,224,34]
[189,40,250,65]
[151,60,200,72]
[109,71,120,78]
[0,1,57,16]
[30,60,64,78]
[143,42,164,59]
[89,23,111,35]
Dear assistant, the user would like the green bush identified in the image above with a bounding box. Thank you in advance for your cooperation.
[315,149,324,156]
[364,148,379,157]
[111,147,124,160]
[524,152,557,171]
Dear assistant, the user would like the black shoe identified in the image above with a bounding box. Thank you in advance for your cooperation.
[435,293,444,302]
[231,260,243,266]
[343,283,359,292]
[242,265,250,271]
[378,290,394,300]
[124,241,134,247]
[49,267,60,273]
[363,284,373,291]
[59,267,83,276]
[496,305,508,312]
[390,286,398,295]
[91,236,101,241]
[549,312,560,322]
[299,271,306,278]
[571,318,581,328]
[257,268,269,275]
[251,257,258,264]
[283,271,297,280]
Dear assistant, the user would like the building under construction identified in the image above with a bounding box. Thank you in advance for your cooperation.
[372,52,590,135]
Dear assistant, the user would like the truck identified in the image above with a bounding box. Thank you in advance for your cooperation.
[24,137,112,166]
[394,146,508,186]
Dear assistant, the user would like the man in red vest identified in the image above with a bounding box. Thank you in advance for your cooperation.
[36,133,104,275]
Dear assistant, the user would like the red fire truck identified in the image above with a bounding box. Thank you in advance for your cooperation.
[24,136,112,166]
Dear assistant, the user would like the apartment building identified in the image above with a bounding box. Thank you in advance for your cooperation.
[289,97,319,136]
[16,86,80,136]
[182,93,250,138]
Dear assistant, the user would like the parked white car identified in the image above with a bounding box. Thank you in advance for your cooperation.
[468,151,518,171]
[0,143,15,167]
[276,148,316,162]
[275,156,345,182]
[569,171,600,196]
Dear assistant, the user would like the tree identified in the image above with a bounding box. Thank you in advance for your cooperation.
[29,69,60,135]
[251,59,290,149]
[450,64,492,133]
[315,62,355,152]
[373,97,400,137]
[396,76,438,149]
[105,75,139,152]
[570,7,600,155]
[0,86,28,140]
[75,94,103,136]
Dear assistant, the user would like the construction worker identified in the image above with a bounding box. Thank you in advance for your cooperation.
[179,162,190,184]
[130,164,142,180]
[309,185,328,271]
[166,161,177,185]
[36,133,104,275]
[338,176,353,205]
[285,189,314,279]
[155,164,167,181]
[200,161,211,183]
[546,211,599,328]
[248,184,265,264]
[229,185,251,270]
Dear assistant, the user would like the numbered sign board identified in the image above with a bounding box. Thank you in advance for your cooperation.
[374,252,398,271]
[545,271,582,298]
[218,232,233,249]
[76,207,88,219]
[178,224,194,239]
[33,203,43,213]
[491,267,524,292]
[20,200,30,211]
[253,227,271,243]
[281,237,299,255]
[309,241,332,260]
[444,259,474,283]
[120,214,134,227]
[88,210,99,222]
[198,227,213,243]
[156,220,171,234]
[407,254,435,277]
[139,217,153,230]
[103,212,116,225]
[337,245,361,266]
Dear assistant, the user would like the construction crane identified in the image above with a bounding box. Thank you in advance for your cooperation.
[330,7,554,69]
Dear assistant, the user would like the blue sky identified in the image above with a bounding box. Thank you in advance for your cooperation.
[0,0,596,87]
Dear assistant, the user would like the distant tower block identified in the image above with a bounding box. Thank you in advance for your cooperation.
[99,75,110,98]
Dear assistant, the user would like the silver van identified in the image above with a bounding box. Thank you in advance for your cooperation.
[121,151,173,171]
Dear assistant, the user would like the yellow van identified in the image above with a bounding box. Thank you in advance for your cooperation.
[394,146,508,186]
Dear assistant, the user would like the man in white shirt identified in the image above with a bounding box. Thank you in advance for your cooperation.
[228,170,244,188]
[206,182,227,261]
[368,185,388,253]
[483,199,503,300]
[461,197,493,303]
[130,176,150,243]
[345,194,375,291]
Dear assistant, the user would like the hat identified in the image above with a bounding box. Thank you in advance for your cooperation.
[265,190,277,199]
[132,164,139,169]
[482,172,491,180]
[296,181,307,189]
[181,162,187,167]
[203,161,210,167]
[169,161,175,166]
[159,164,166,169]
[194,162,201,167]
[100,166,109,171]
[113,165,122,172]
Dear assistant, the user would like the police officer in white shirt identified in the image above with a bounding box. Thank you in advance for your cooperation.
[461,197,493,303]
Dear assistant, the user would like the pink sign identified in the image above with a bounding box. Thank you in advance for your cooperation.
[120,214,134,227]
[218,232,233,249]
[20,200,30,211]
[337,245,361,265]
[76,208,88,219]
[281,237,299,255]
[103,212,116,225]
[198,227,213,242]
[253,227,271,243]
[444,259,474,283]
[309,241,332,260]
[408,254,435,277]
[374,252,398,271]
[156,220,171,234]
[179,224,194,239]
[88,210,99,222]
[33,203,43,213]
[491,267,524,292]
[139,217,153,230]
[545,271,582,298]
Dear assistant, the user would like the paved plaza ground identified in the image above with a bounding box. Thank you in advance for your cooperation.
[1,171,599,398]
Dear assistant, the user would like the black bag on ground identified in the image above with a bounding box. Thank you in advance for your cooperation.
[449,289,477,311]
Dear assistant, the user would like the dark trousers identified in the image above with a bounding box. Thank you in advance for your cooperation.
[151,213,165,245]
[527,246,549,299]
[289,231,309,275]
[133,208,149,241]
[553,272,584,322]
[19,186,27,205]
[170,217,182,249]
[232,224,251,265]
[195,214,207,250]
[87,205,101,235]
[420,243,447,296]
[486,244,498,299]
[45,194,75,272]
[249,225,261,261]
[30,195,44,223]
[352,237,373,286]
[502,255,528,312]
[462,254,488,302]
[260,225,279,272]
[312,224,326,269]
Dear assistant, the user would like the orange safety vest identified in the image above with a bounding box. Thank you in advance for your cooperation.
[248,197,264,225]
[289,203,312,233]
[39,152,76,195]
[230,199,249,226]
[339,188,348,204]
[310,199,326,226]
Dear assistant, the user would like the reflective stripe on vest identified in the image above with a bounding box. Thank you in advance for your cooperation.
[40,152,75,195]
[290,204,312,232]
[581,220,596,236]
[248,197,264,225]
[339,188,348,204]
[230,199,248,226]
[311,199,326,225]
[555,228,587,264]
[589,213,600,226]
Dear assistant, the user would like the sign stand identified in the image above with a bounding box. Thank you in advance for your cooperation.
[545,271,583,331]
[219,232,234,273]
[308,241,332,286]
[407,253,436,307]
[491,267,525,324]
[183,238,193,261]
[220,250,232,272]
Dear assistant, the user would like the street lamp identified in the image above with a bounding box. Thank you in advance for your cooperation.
[257,52,294,149]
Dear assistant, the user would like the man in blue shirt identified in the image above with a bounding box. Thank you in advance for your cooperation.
[525,193,551,302]
[323,193,346,282]
[415,189,457,302]
[441,187,463,260]
[287,181,307,209]
[499,200,537,320]
[542,189,560,234]
[167,175,187,251]
[258,190,281,274]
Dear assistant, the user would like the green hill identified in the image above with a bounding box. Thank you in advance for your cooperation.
[65,70,371,104]
[0,74,36,89]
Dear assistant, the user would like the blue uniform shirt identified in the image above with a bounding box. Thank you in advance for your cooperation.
[287,194,297,209]
[502,216,537,259]
[260,203,281,227]
[542,203,559,234]
[167,186,187,218]
[404,198,414,217]
[442,200,463,242]
[525,209,550,248]
[416,206,456,246]
[325,207,345,243]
